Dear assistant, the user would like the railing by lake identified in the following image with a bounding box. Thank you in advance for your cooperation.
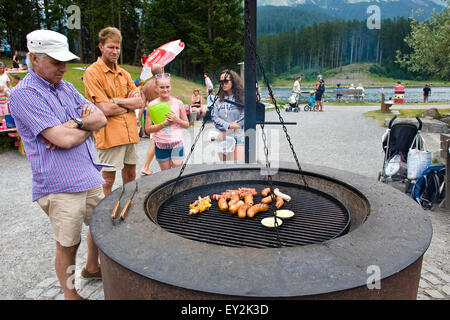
[261,86,450,104]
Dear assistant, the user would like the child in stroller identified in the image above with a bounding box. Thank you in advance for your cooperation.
[286,92,301,112]
[304,91,317,111]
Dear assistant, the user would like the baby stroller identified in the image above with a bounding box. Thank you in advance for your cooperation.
[378,116,423,192]
[304,91,317,112]
[286,93,300,112]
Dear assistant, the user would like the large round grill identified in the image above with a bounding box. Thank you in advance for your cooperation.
[154,181,350,248]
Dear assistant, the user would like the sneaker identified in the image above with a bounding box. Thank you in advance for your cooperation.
[81,266,102,280]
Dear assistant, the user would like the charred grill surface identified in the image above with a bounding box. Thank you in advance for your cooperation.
[154,181,350,248]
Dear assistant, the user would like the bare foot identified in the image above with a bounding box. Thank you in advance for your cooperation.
[140,169,153,176]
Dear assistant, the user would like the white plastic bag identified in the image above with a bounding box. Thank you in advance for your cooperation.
[407,135,432,180]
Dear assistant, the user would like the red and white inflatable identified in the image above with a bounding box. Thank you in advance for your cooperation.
[394,83,405,104]
[140,40,185,81]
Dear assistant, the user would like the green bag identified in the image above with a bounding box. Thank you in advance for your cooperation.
[148,102,172,125]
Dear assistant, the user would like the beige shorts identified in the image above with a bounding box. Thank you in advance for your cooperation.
[97,143,139,172]
[37,186,104,247]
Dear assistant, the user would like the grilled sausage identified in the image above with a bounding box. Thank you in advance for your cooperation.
[238,204,251,219]
[218,197,229,211]
[275,196,284,209]
[274,188,291,202]
[247,203,269,218]
[244,194,254,206]
[229,200,244,214]
[261,187,271,197]
[261,196,273,204]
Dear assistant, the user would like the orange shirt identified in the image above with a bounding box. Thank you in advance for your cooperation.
[83,57,140,150]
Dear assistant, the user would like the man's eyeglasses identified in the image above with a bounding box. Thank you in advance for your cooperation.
[155,73,171,78]
[219,79,231,85]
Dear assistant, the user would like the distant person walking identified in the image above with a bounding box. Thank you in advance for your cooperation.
[423,84,431,103]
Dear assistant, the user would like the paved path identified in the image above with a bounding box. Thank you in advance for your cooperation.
[1,104,448,300]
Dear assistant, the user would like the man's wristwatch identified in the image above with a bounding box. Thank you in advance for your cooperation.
[72,117,84,129]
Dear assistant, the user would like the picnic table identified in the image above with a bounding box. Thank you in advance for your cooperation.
[333,89,364,102]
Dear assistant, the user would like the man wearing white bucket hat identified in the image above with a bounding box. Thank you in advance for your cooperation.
[9,30,107,300]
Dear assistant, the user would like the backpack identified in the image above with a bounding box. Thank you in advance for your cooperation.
[411,165,446,210]
[317,82,325,93]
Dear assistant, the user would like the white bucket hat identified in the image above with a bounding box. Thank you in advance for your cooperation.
[27,30,79,62]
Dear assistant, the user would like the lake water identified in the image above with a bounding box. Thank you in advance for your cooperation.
[261,86,450,104]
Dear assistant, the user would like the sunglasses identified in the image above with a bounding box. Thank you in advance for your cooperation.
[155,73,171,78]
[219,79,231,85]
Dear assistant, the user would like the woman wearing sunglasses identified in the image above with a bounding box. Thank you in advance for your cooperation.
[212,69,245,162]
[145,74,189,170]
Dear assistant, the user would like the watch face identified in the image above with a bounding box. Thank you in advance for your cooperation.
[74,118,83,128]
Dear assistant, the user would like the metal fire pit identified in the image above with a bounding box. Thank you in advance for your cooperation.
[90,163,432,300]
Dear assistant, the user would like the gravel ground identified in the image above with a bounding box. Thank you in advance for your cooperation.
[0,104,448,299]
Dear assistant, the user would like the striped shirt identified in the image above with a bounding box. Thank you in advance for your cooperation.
[9,70,105,201]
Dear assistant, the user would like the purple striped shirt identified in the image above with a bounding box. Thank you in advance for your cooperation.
[9,70,105,201]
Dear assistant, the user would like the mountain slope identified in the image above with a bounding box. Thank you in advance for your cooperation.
[258,0,446,21]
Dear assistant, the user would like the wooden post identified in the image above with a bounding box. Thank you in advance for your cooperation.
[381,93,388,113]
[440,134,450,210]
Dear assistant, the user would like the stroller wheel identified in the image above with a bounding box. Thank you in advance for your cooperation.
[294,107,299,112]
[286,107,291,112]
[404,180,412,194]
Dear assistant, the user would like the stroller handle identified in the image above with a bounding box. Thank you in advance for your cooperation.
[388,116,423,131]
[416,117,423,131]
[388,116,397,129]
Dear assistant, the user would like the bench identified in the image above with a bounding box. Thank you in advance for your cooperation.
[333,89,364,102]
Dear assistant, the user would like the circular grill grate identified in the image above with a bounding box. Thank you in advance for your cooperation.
[154,181,350,248]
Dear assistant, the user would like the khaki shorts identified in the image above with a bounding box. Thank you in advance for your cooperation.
[97,143,139,172]
[37,186,104,247]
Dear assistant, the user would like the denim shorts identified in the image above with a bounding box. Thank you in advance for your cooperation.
[228,129,245,146]
[155,145,184,162]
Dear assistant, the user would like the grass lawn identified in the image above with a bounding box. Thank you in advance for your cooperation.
[2,58,204,105]
[364,108,450,127]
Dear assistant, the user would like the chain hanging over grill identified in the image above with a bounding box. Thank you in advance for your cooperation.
[167,2,310,248]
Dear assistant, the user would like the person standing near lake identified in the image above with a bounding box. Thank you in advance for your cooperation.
[314,75,325,112]
[9,30,108,300]
[292,75,302,95]
[83,27,143,196]
[423,84,431,103]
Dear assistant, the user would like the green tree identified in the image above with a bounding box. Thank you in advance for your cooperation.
[396,7,450,80]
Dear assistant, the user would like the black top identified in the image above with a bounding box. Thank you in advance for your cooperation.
[423,87,431,96]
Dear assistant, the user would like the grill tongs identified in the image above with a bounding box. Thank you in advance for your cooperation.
[111,182,138,222]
